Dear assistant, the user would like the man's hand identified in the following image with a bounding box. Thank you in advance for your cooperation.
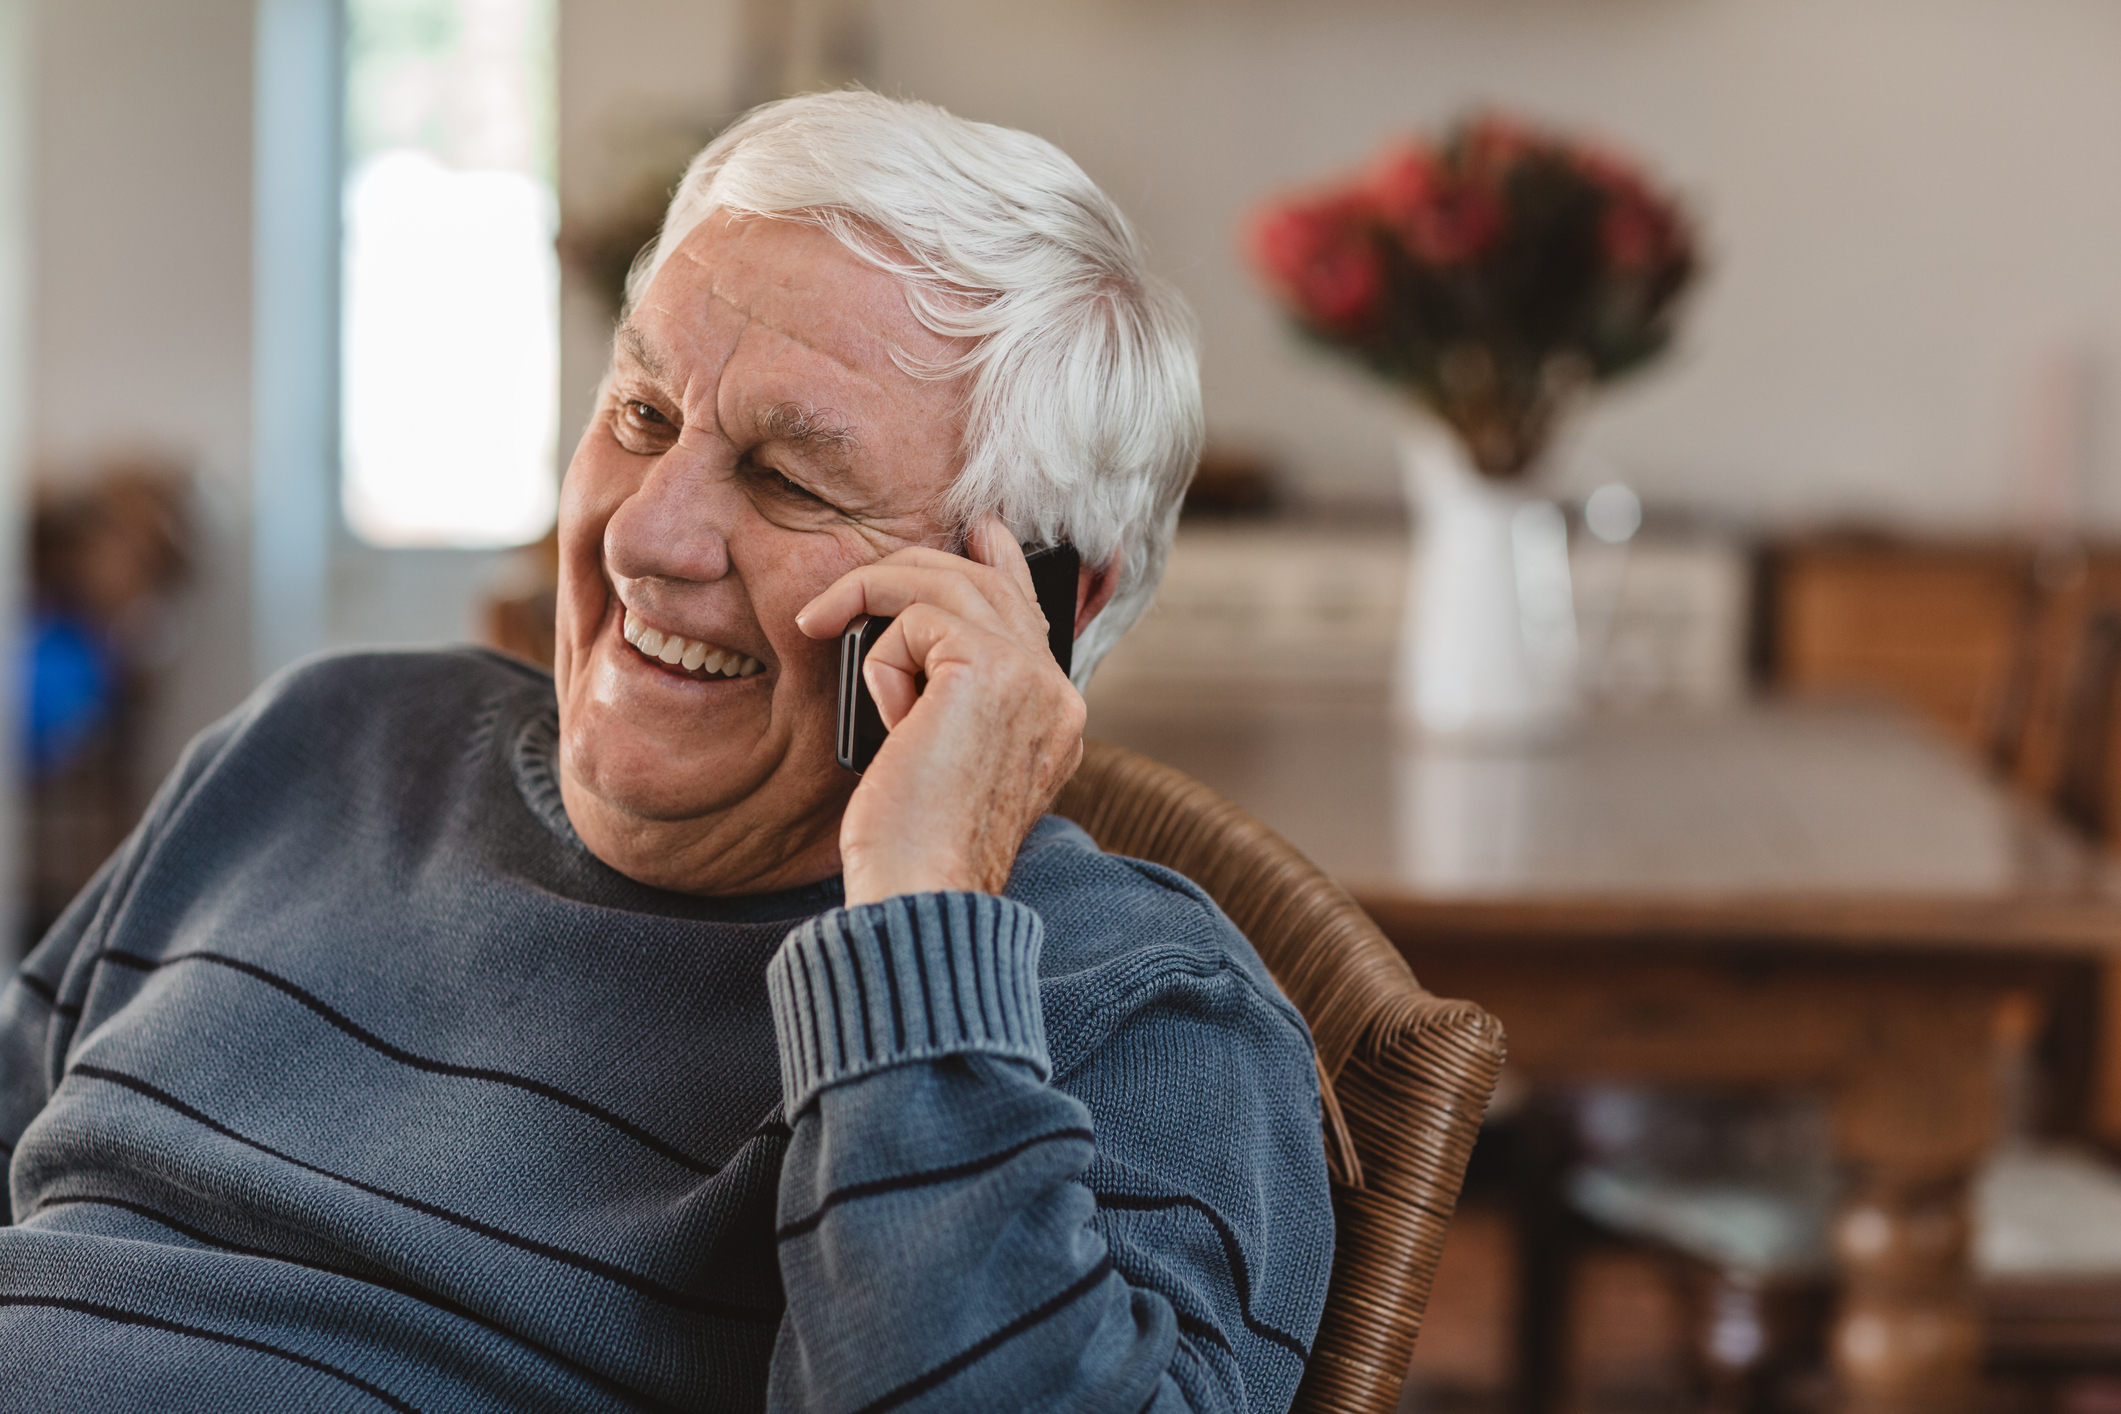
[795,517,1086,906]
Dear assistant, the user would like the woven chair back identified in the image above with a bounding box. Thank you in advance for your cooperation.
[1053,740,1506,1414]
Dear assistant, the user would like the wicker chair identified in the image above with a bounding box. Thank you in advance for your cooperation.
[1053,740,1508,1414]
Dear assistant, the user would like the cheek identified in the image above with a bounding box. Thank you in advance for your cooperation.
[559,429,634,551]
[553,433,634,680]
[744,534,870,689]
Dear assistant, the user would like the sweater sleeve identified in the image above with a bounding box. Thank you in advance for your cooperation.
[763,891,1328,1414]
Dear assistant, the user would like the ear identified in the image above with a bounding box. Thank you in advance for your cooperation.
[1073,549,1122,640]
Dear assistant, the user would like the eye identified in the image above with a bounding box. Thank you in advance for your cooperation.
[766,467,824,503]
[738,455,840,515]
[611,397,679,454]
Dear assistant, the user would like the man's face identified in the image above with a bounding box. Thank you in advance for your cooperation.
[552,211,968,893]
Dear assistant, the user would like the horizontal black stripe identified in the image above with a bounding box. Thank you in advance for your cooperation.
[33,1194,693,1414]
[1093,1191,1309,1362]
[0,1292,418,1412]
[776,1127,1094,1242]
[40,1194,498,1330]
[1173,1308,1235,1356]
[97,949,736,1176]
[849,1255,1115,1414]
[69,1064,781,1324]
[13,972,79,1020]
[1105,1244,1235,1358]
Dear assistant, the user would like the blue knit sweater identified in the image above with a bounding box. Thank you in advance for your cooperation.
[0,650,1333,1412]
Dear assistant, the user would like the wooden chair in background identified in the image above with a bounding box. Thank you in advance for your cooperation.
[2050,609,2121,842]
[1055,741,1507,1414]
[1767,538,2038,749]
[1765,534,2121,828]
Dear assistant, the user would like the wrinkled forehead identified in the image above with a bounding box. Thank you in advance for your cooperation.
[627,213,948,394]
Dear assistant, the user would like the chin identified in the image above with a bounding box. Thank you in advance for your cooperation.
[560,714,741,825]
[556,700,852,896]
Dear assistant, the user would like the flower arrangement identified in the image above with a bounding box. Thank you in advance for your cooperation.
[1247,113,1698,478]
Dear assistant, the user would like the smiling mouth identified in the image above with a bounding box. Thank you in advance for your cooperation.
[622,610,765,680]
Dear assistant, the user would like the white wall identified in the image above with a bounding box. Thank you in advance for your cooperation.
[869,0,2121,533]
[33,0,256,780]
[557,0,742,455]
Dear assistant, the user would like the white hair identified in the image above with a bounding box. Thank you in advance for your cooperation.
[625,89,1202,685]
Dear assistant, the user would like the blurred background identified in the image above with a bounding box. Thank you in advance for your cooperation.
[8,1,2121,1409]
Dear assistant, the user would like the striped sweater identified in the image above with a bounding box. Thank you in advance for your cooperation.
[0,650,1333,1412]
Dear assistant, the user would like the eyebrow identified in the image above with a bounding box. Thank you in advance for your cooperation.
[757,401,860,459]
[613,321,673,388]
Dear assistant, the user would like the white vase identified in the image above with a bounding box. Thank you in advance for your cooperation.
[1396,426,1580,741]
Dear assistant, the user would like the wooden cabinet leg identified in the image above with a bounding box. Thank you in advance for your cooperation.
[1831,1174,1982,1414]
[1830,991,2002,1414]
[1509,1098,1577,1414]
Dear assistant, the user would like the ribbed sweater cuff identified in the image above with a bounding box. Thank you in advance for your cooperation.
[767,892,1049,1117]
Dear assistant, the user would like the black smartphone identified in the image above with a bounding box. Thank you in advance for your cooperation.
[836,543,1081,775]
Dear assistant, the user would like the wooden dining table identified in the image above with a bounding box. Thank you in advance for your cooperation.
[1085,684,2121,1414]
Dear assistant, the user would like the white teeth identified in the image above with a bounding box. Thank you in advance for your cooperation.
[623,613,762,680]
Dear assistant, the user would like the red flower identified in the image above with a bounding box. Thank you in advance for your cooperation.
[1459,114,1540,175]
[1602,194,1664,270]
[1371,145,1438,217]
[1247,191,1386,330]
[1576,147,1688,272]
[1241,106,1699,459]
[1371,142,1504,265]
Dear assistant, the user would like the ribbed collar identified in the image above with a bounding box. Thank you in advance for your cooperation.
[507,694,846,925]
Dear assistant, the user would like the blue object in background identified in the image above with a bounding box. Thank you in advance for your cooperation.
[24,610,114,780]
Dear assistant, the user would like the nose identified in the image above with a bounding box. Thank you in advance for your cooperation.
[603,451,734,588]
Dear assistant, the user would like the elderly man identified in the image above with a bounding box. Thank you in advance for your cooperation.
[0,92,1332,1412]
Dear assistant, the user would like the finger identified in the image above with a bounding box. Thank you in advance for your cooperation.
[859,605,956,731]
[884,543,1047,637]
[866,544,1037,613]
[965,516,1039,607]
[797,553,1052,648]
[857,601,958,682]
[863,649,920,729]
[798,563,1018,642]
[864,598,1063,698]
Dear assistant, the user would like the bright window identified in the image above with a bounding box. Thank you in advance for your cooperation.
[341,0,558,548]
